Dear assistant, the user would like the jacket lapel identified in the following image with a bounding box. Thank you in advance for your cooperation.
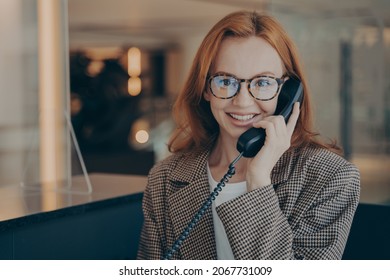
[271,148,294,185]
[167,148,217,259]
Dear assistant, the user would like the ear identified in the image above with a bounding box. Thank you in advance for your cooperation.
[203,90,211,102]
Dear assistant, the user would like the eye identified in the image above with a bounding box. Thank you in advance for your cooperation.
[255,78,273,87]
[220,79,231,86]
[215,76,236,88]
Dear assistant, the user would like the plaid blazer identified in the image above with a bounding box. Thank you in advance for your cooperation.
[137,144,360,260]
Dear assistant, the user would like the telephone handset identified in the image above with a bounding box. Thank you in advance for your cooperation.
[163,77,303,260]
[237,77,304,158]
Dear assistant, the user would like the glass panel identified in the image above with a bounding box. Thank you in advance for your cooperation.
[0,0,91,193]
[0,0,39,188]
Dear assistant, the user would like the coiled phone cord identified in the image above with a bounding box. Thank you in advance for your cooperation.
[162,151,244,260]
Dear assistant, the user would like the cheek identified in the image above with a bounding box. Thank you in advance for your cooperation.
[209,98,227,112]
[209,99,230,124]
[257,98,278,116]
[204,92,223,121]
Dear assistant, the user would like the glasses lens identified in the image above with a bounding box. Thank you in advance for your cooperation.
[250,77,279,100]
[210,75,239,98]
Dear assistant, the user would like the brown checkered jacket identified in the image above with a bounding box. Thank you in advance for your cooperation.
[137,144,360,259]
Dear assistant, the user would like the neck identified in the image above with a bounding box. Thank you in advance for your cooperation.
[209,136,248,170]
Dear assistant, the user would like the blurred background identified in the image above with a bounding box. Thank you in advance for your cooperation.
[1,0,390,205]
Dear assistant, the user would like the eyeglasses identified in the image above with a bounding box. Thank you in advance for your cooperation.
[208,73,285,101]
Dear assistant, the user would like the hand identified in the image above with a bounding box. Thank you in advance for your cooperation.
[245,102,300,191]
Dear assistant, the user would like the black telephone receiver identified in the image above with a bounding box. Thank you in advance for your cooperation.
[163,77,303,260]
[236,77,304,158]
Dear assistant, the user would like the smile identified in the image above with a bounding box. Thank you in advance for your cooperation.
[228,113,256,121]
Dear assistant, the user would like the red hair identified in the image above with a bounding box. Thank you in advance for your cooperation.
[168,11,340,154]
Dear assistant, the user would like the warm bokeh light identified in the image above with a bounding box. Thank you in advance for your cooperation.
[86,60,104,77]
[135,130,149,144]
[127,47,142,97]
[129,119,150,148]
[127,47,141,77]
[128,77,142,96]
[70,95,83,116]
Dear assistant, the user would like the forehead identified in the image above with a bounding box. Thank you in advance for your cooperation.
[213,36,284,77]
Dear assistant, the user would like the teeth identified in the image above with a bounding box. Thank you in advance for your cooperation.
[229,113,255,121]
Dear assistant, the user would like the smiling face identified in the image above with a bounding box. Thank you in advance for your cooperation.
[204,36,285,144]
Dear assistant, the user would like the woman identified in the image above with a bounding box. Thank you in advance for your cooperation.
[137,11,360,260]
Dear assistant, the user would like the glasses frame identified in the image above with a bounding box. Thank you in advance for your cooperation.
[208,73,286,101]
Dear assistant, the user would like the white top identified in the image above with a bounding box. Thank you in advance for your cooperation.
[207,163,247,260]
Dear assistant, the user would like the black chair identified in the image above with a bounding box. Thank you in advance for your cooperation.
[343,203,390,259]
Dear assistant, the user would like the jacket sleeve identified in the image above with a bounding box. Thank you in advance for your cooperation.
[137,166,166,260]
[216,161,360,260]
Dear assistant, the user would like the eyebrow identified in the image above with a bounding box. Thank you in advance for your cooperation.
[214,71,278,78]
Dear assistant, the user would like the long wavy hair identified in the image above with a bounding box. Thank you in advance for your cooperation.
[168,10,340,154]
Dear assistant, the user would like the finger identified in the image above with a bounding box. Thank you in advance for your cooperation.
[254,115,287,136]
[286,102,300,136]
[253,120,277,141]
[272,115,288,136]
[252,115,281,127]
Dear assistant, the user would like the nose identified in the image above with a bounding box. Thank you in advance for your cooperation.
[232,81,253,107]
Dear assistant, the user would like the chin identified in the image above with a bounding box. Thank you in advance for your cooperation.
[228,129,248,141]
